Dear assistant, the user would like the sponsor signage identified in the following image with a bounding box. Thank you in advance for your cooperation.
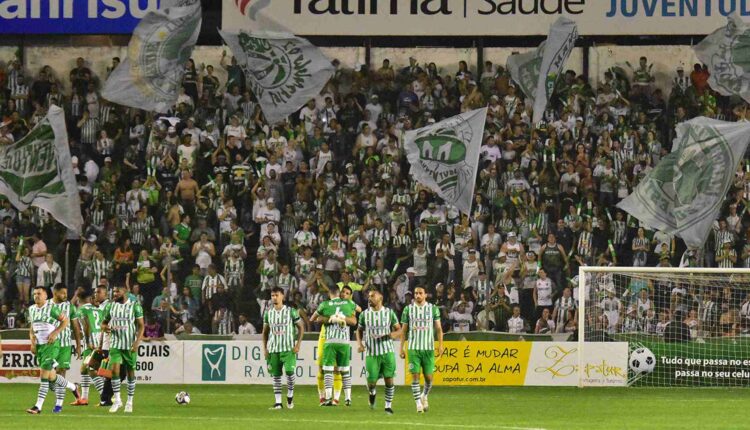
[223,0,750,36]
[0,0,163,34]
[0,341,183,384]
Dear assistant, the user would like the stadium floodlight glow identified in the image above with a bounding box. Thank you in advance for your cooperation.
[578,266,750,388]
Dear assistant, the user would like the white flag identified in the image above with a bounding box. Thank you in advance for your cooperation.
[102,0,201,113]
[695,14,750,103]
[507,17,578,125]
[0,106,83,234]
[404,108,488,215]
[618,117,750,248]
[219,30,334,125]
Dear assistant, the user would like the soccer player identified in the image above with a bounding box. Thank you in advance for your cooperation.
[313,288,343,405]
[262,287,304,410]
[48,283,82,408]
[26,286,81,414]
[400,285,444,413]
[101,284,144,413]
[71,288,106,406]
[356,289,401,414]
[316,285,357,406]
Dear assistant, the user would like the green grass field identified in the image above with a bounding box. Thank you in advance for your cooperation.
[1,384,749,430]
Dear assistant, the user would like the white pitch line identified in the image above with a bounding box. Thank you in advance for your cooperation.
[0,413,547,430]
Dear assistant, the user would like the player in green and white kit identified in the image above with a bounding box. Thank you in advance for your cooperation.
[315,285,358,406]
[262,287,305,410]
[101,285,144,414]
[48,284,82,407]
[71,288,106,406]
[356,289,401,415]
[400,285,444,413]
[26,286,81,414]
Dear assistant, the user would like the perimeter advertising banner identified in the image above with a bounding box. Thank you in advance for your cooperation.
[223,0,750,36]
[0,0,164,34]
[0,341,183,384]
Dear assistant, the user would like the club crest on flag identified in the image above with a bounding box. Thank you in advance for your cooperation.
[405,107,487,215]
[696,15,750,103]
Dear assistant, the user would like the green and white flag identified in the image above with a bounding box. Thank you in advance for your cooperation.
[506,17,578,125]
[219,29,334,125]
[0,105,82,234]
[102,0,201,113]
[617,117,750,248]
[695,15,750,103]
[404,107,487,215]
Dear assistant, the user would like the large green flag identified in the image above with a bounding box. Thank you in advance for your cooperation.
[102,0,201,113]
[617,117,750,248]
[695,14,750,103]
[0,105,82,234]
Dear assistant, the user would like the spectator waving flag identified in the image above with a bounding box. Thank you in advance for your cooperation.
[0,105,82,234]
[219,29,334,125]
[695,14,750,103]
[102,0,202,113]
[618,117,750,248]
[506,17,578,125]
[404,107,488,215]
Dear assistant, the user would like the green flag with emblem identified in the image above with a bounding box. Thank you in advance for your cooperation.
[102,0,202,113]
[0,105,82,234]
[404,108,487,215]
[219,29,334,125]
[695,14,750,103]
[506,17,578,125]
[617,117,750,248]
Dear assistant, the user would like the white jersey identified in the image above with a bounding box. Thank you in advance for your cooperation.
[536,278,554,306]
[508,316,525,334]
[505,242,522,265]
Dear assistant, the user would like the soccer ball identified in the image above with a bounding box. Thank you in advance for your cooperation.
[175,391,191,405]
[629,347,656,374]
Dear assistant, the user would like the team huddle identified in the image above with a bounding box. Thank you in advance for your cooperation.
[26,283,144,414]
[262,284,443,414]
[26,283,442,415]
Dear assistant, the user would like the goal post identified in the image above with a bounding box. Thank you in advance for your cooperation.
[577,266,750,387]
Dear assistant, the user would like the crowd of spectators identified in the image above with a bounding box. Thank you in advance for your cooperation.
[0,50,746,338]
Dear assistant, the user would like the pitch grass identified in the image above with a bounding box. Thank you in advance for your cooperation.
[0,384,749,430]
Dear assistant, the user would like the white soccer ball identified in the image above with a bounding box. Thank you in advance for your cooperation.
[629,347,656,374]
[175,391,191,405]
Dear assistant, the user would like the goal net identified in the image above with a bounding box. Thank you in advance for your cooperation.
[578,267,750,387]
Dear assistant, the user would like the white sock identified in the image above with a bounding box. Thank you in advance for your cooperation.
[81,374,91,399]
[273,376,282,404]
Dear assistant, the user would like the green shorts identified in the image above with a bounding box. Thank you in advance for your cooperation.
[267,351,297,377]
[109,348,137,370]
[322,343,351,372]
[36,343,60,371]
[56,346,72,370]
[408,349,435,375]
[365,352,396,382]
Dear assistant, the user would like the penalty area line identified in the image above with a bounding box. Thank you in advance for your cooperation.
[0,413,547,430]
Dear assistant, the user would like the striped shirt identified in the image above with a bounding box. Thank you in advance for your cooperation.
[37,262,62,288]
[368,228,389,250]
[577,231,593,257]
[129,218,151,246]
[276,273,298,294]
[554,296,576,328]
[225,258,244,286]
[359,306,398,356]
[202,274,227,299]
[612,220,627,245]
[48,299,77,348]
[80,117,100,145]
[263,305,300,353]
[91,259,111,288]
[10,83,29,114]
[27,303,62,345]
[102,300,144,350]
[392,234,412,250]
[15,255,33,277]
[401,302,440,351]
[413,229,431,253]
[717,248,737,269]
[715,229,734,251]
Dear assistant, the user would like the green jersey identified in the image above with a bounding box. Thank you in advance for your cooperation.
[102,300,144,350]
[27,303,62,345]
[316,298,357,344]
[48,299,78,347]
[79,303,104,349]
[358,306,398,356]
[401,302,440,351]
[263,305,300,353]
